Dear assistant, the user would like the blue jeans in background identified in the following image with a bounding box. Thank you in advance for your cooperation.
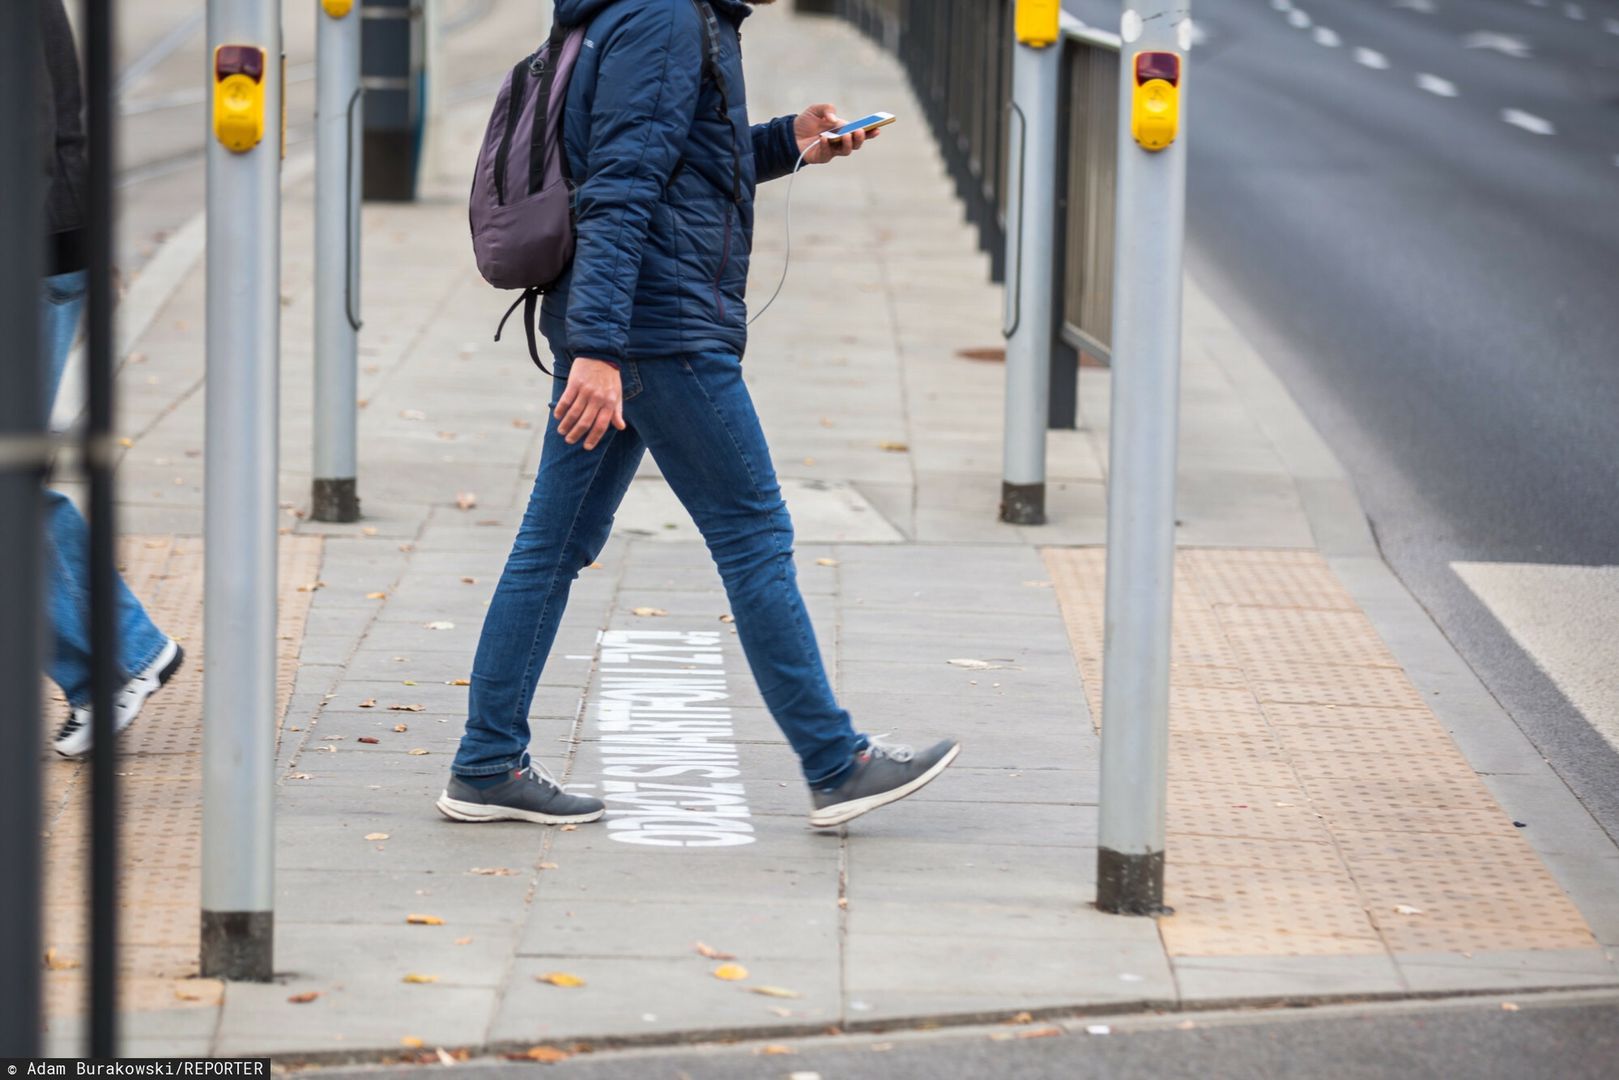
[41,269,168,707]
[452,352,866,787]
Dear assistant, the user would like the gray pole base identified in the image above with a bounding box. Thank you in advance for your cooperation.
[200,910,274,981]
[1095,848,1173,916]
[999,481,1046,525]
[311,477,360,523]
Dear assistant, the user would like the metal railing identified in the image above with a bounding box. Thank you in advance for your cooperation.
[813,1,1118,420]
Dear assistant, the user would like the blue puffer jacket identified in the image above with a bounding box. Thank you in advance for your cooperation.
[538,0,800,363]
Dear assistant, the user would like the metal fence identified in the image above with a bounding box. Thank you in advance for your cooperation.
[810,1,1118,420]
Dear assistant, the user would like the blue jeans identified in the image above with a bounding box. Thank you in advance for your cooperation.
[452,352,865,787]
[41,270,168,707]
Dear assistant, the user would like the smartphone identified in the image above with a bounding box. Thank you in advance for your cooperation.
[822,111,896,141]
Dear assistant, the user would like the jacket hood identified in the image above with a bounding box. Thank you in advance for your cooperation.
[555,0,753,28]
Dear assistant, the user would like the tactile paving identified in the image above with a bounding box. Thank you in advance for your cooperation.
[1043,546,1597,958]
[41,534,322,1018]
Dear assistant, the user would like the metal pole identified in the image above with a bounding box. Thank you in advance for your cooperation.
[1095,0,1190,915]
[999,16,1060,525]
[0,0,46,1056]
[202,0,282,980]
[312,0,362,522]
[83,0,123,1054]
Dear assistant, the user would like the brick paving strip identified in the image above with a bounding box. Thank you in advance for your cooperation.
[1044,548,1596,959]
[41,535,323,1020]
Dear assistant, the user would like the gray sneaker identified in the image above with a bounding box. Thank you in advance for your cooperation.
[810,737,961,828]
[436,761,605,825]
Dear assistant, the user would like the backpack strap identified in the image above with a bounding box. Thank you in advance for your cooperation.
[494,286,554,377]
[667,0,743,205]
[527,19,571,198]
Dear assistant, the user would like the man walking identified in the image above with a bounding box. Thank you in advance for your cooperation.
[438,0,958,828]
[37,0,183,757]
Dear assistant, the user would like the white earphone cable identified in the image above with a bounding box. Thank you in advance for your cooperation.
[747,143,814,326]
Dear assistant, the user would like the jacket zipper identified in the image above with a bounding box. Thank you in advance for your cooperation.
[713,202,733,319]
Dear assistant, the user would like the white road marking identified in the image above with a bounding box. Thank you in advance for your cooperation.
[1354,47,1391,69]
[1502,108,1556,134]
[1564,3,1586,20]
[1464,31,1534,58]
[1393,0,1437,12]
[1454,563,1619,758]
[1416,73,1458,97]
[1313,26,1342,47]
[1288,9,1313,29]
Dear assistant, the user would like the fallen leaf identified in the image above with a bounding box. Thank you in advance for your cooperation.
[815,558,839,567]
[455,491,478,511]
[512,418,533,430]
[408,748,430,756]
[402,680,417,686]
[758,1046,795,1056]
[447,678,471,687]
[435,1048,456,1067]
[537,972,585,988]
[287,991,321,1004]
[586,562,604,570]
[362,526,378,536]
[694,941,735,960]
[43,948,79,971]
[393,723,409,733]
[631,607,668,617]
[469,867,515,876]
[750,986,801,999]
[561,824,577,832]
[1006,1011,1034,1024]
[1022,1026,1064,1039]
[947,658,1006,670]
[406,914,444,926]
[425,620,456,630]
[461,576,477,584]
[117,437,134,449]
[537,861,559,871]
[712,963,749,981]
[400,1036,425,1048]
[366,591,388,600]
[364,832,390,841]
[400,409,427,421]
[359,698,377,709]
[877,440,909,452]
[768,1006,794,1018]
[719,614,735,623]
[1393,904,1425,916]
[288,773,312,780]
[454,937,473,946]
[1501,1002,1520,1012]
[401,974,438,984]
[358,736,380,745]
[389,703,425,712]
[520,1046,569,1064]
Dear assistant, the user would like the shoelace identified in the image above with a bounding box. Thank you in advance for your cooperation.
[866,733,915,764]
[523,760,565,789]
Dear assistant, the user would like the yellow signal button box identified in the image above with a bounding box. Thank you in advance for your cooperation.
[321,0,354,17]
[213,45,266,153]
[1130,51,1181,151]
[1015,0,1061,48]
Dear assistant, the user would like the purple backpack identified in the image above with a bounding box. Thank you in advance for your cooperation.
[470,19,586,374]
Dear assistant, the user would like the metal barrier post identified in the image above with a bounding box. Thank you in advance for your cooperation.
[1095,0,1191,915]
[999,2,1061,525]
[0,0,46,1055]
[202,0,282,979]
[313,0,362,522]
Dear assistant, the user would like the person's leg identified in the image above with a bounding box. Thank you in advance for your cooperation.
[39,271,171,700]
[450,361,648,780]
[626,354,864,787]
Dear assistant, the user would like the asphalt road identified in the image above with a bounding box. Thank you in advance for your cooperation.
[310,992,1619,1080]
[1072,0,1619,836]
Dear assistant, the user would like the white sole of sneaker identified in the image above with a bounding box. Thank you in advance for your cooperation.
[808,742,962,828]
[53,641,185,759]
[434,792,606,825]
